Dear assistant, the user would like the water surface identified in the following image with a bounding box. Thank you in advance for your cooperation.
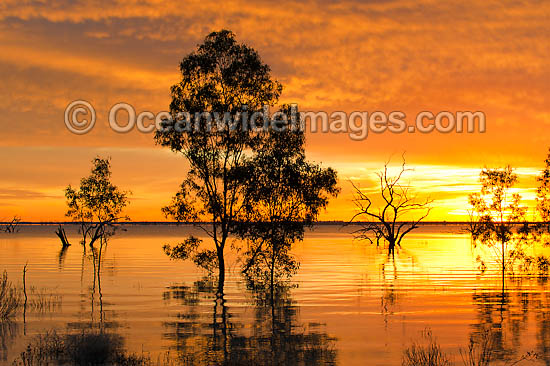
[0,224,548,365]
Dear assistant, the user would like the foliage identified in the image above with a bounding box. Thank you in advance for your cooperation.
[536,148,550,224]
[154,29,283,294]
[467,166,546,278]
[528,148,550,252]
[507,149,550,276]
[163,236,219,273]
[351,157,431,256]
[0,270,20,320]
[468,166,525,240]
[236,105,339,289]
[403,328,539,366]
[12,330,172,366]
[65,157,130,247]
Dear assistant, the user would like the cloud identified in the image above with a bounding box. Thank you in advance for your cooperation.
[0,188,61,200]
[0,0,548,220]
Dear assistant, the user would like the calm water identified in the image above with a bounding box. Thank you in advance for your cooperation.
[0,224,549,365]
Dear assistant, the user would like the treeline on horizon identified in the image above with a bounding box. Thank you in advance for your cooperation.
[1,221,502,225]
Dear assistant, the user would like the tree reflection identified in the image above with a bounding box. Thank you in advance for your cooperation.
[67,237,119,334]
[470,278,550,364]
[58,244,69,269]
[163,277,337,365]
[0,321,18,362]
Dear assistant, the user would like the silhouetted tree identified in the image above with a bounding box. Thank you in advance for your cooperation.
[468,166,528,290]
[237,105,339,294]
[164,236,219,274]
[537,148,550,229]
[155,30,282,295]
[65,158,128,328]
[351,157,431,256]
[3,216,21,233]
[521,149,550,272]
[402,329,451,366]
[55,225,70,248]
[518,151,550,273]
[466,208,484,238]
[65,157,130,248]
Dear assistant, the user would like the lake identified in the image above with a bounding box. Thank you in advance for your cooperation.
[0,224,548,365]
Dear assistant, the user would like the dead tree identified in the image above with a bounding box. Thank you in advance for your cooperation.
[4,216,21,233]
[55,225,71,247]
[351,158,432,256]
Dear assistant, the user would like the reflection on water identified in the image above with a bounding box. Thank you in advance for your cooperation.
[1,224,550,365]
[66,239,121,334]
[470,280,550,364]
[163,279,337,365]
[0,321,18,362]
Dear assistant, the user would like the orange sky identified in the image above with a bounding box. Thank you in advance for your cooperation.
[0,0,549,222]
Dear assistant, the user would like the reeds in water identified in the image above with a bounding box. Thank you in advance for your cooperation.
[0,271,20,320]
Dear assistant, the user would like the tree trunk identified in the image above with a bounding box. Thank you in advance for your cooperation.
[388,240,396,257]
[217,245,225,296]
[501,238,506,294]
[55,226,71,247]
[270,256,275,304]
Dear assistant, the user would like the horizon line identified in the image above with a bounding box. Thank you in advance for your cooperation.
[0,220,512,226]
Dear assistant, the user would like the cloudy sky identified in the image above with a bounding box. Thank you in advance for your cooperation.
[0,0,549,221]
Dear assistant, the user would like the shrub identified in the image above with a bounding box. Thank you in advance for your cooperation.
[13,330,178,366]
[402,329,451,366]
[0,270,20,320]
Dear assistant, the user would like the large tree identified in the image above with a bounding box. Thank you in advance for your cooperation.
[237,105,339,294]
[351,158,432,256]
[155,30,282,295]
[65,157,130,248]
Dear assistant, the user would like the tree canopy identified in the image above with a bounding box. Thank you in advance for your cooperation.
[65,157,130,247]
[237,105,339,291]
[155,30,285,295]
[536,149,550,224]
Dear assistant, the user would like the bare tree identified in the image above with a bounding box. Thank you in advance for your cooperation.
[3,216,21,233]
[55,225,71,248]
[351,157,432,256]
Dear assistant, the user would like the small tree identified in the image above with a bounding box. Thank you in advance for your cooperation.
[156,30,282,295]
[3,216,21,233]
[0,270,21,320]
[236,106,339,292]
[536,148,550,229]
[519,149,550,272]
[65,157,130,247]
[468,166,527,288]
[351,158,431,256]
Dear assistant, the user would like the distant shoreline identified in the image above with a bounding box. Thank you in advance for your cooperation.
[0,221,530,226]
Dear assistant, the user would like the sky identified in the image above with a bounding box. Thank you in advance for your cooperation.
[0,0,549,222]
